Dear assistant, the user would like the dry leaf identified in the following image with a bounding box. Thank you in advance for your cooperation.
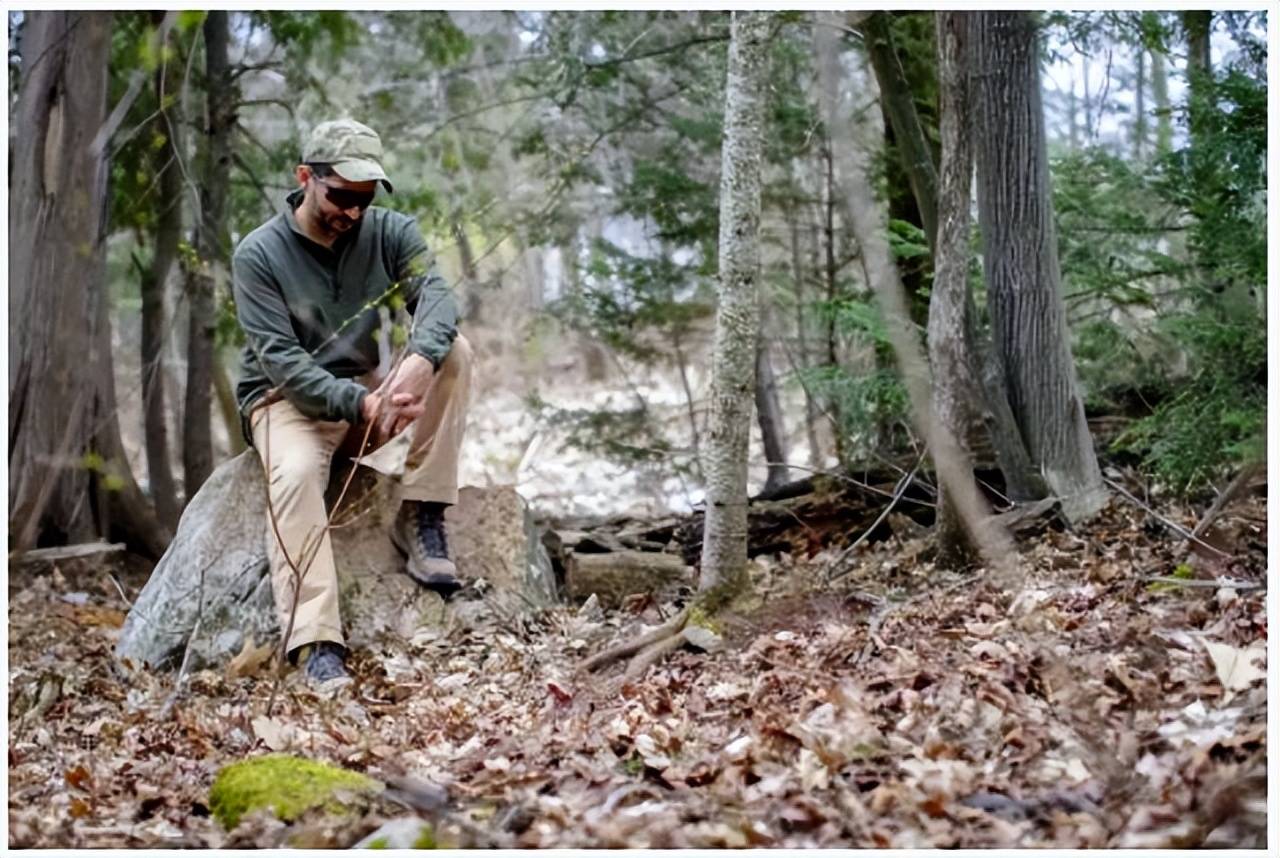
[251,715,291,751]
[1199,639,1265,700]
[226,637,276,679]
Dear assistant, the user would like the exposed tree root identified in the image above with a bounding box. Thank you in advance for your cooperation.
[579,607,690,675]
[623,632,686,682]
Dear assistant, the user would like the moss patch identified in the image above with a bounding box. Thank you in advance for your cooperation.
[209,754,382,830]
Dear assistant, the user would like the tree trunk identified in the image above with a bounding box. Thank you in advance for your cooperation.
[212,357,246,455]
[972,11,1107,524]
[143,30,183,530]
[1081,55,1094,142]
[1132,45,1147,161]
[788,204,823,469]
[9,11,168,558]
[184,9,233,502]
[754,334,790,494]
[1150,37,1173,156]
[861,11,939,252]
[928,12,981,568]
[699,10,771,601]
[816,11,1012,573]
[820,141,847,468]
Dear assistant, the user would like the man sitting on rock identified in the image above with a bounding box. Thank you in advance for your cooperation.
[232,118,472,685]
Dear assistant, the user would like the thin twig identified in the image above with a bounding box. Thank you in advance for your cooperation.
[1103,477,1231,558]
[1145,576,1263,590]
[826,454,925,582]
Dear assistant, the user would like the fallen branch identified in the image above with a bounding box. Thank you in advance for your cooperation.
[1144,576,1264,591]
[1191,462,1263,539]
[1103,477,1231,558]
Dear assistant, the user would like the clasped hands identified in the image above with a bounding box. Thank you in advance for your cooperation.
[359,352,434,448]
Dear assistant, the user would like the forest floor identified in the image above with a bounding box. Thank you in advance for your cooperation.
[7,486,1268,848]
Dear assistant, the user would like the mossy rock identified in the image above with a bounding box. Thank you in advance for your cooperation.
[209,754,382,830]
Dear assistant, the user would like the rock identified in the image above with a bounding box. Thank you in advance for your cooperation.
[564,550,693,608]
[209,754,381,831]
[447,485,558,606]
[353,817,436,849]
[115,451,557,671]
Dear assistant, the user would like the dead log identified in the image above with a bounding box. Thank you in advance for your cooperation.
[565,550,693,608]
[115,450,556,671]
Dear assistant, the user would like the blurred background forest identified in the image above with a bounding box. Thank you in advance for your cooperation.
[6,8,1268,547]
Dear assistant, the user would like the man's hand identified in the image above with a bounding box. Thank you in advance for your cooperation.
[359,390,421,447]
[361,353,434,445]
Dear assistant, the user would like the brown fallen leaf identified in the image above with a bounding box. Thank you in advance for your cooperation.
[65,765,92,791]
[226,637,276,679]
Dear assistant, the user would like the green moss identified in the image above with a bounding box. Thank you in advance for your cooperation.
[367,837,390,849]
[1147,562,1198,593]
[209,754,382,830]
[685,602,723,635]
[412,825,437,849]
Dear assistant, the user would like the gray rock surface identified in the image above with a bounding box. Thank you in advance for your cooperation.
[115,451,556,671]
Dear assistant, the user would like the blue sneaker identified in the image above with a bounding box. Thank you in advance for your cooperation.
[299,641,349,685]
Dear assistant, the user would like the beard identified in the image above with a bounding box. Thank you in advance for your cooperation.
[324,213,356,234]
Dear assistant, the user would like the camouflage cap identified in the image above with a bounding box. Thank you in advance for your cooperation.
[302,118,393,193]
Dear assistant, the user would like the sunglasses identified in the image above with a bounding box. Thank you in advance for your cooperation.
[311,174,376,212]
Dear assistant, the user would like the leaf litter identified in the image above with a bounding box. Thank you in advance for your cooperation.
[7,493,1267,847]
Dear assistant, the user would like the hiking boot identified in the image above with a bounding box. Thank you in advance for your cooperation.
[391,501,463,598]
[297,641,349,685]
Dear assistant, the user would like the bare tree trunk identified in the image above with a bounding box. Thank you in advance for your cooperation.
[9,11,168,558]
[816,12,1013,575]
[1132,45,1147,161]
[1081,55,1094,142]
[1150,36,1173,156]
[1182,11,1213,149]
[929,12,981,568]
[671,328,703,477]
[972,11,1107,524]
[788,206,823,468]
[754,332,790,494]
[861,11,939,251]
[184,9,233,502]
[699,10,771,600]
[142,30,183,530]
[211,358,246,455]
[452,219,483,321]
[819,140,848,468]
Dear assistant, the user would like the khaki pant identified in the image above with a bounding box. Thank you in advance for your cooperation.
[250,335,472,653]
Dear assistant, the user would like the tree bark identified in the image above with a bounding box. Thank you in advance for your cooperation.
[819,140,848,468]
[754,333,790,494]
[1150,36,1173,156]
[184,9,234,502]
[787,203,823,469]
[928,12,981,568]
[9,11,168,558]
[699,10,771,600]
[861,11,939,252]
[816,11,1013,575]
[972,11,1107,524]
[1132,45,1147,161]
[143,26,183,530]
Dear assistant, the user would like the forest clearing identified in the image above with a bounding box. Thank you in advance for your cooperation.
[7,8,1269,850]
